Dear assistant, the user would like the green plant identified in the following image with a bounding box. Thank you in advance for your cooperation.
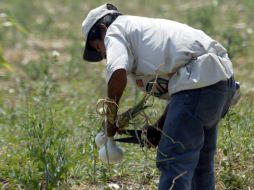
[217,106,254,189]
[0,45,12,71]
[20,108,70,190]
[21,56,51,81]
[222,27,246,59]
[0,11,29,63]
[218,111,245,189]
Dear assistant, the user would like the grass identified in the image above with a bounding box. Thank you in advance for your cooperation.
[0,0,254,189]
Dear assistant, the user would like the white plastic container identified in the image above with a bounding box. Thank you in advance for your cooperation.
[95,131,107,148]
[98,137,123,164]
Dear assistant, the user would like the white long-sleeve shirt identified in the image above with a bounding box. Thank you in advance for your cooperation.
[104,15,233,99]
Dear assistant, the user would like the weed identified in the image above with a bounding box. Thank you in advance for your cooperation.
[222,27,246,59]
[19,107,69,189]
[217,105,254,189]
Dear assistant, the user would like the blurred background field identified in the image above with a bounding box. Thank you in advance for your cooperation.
[0,0,253,189]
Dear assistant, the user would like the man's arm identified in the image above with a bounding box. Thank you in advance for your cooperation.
[107,69,127,104]
[106,69,127,137]
[145,104,168,147]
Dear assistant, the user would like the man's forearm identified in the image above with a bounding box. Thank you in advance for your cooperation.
[107,69,127,104]
[105,69,127,137]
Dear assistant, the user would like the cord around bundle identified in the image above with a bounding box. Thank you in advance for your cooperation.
[96,95,150,129]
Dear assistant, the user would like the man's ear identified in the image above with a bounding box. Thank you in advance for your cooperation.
[99,24,108,38]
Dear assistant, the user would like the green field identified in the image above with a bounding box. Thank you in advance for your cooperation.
[0,0,253,189]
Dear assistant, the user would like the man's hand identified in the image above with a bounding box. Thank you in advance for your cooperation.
[106,120,117,137]
[143,125,162,148]
[144,105,168,147]
[102,120,117,137]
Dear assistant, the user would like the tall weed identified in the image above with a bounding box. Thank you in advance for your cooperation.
[20,107,70,190]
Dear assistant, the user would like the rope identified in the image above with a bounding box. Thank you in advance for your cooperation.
[96,98,118,124]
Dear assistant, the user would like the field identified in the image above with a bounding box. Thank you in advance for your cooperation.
[0,0,253,189]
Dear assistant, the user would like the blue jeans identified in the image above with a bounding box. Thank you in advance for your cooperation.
[156,77,236,190]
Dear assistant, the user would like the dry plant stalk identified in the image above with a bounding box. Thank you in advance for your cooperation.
[169,171,188,190]
[117,95,150,128]
[96,95,150,129]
